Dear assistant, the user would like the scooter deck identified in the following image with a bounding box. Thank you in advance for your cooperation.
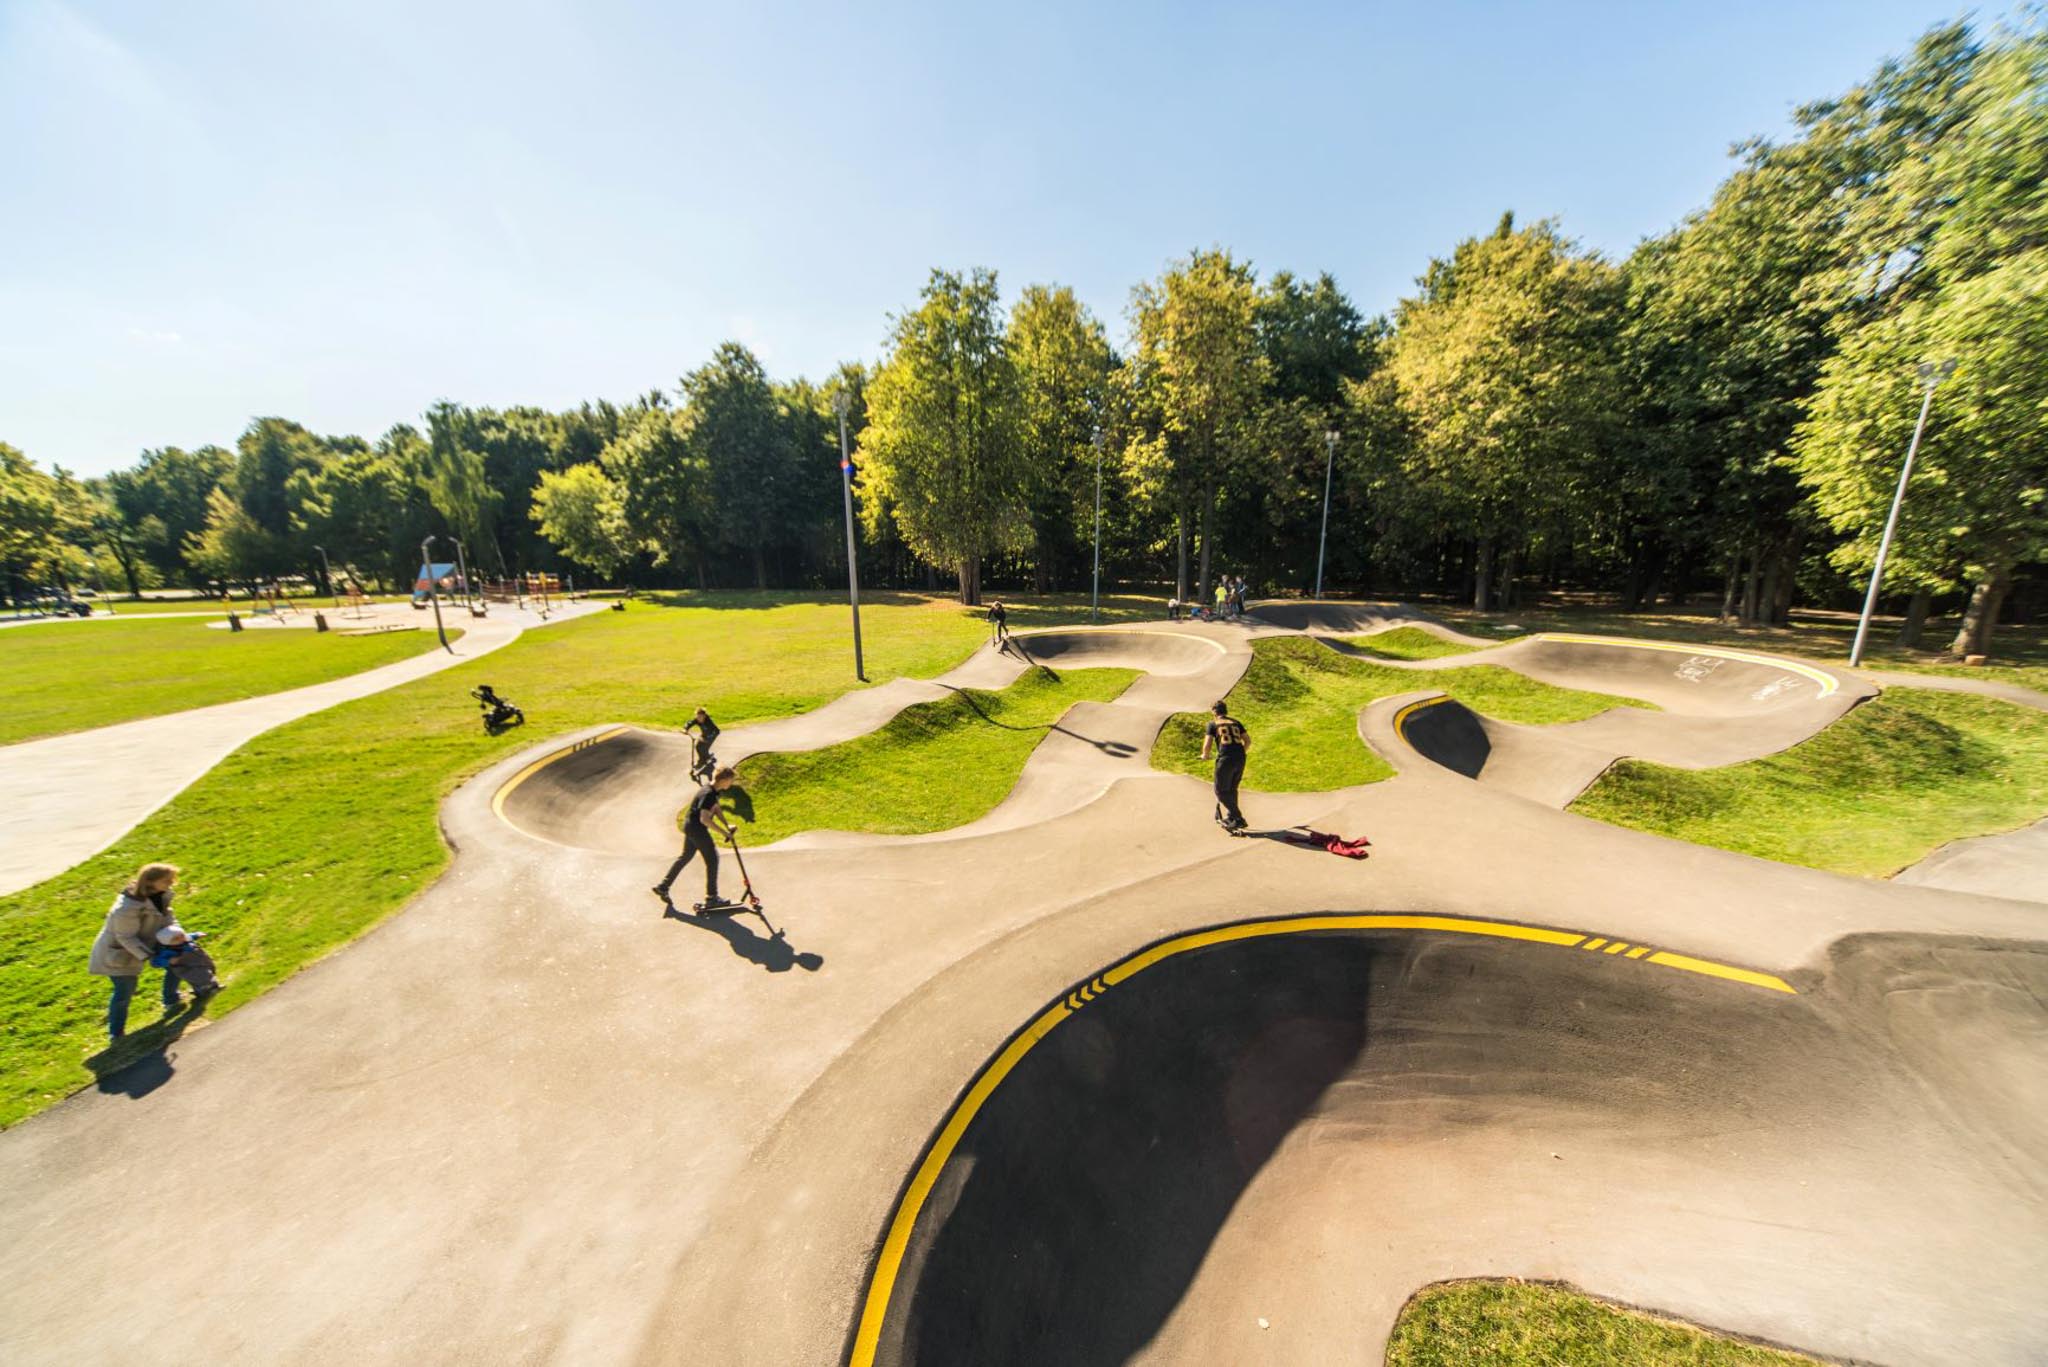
[692,898,761,916]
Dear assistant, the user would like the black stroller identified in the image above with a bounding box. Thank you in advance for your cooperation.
[471,684,525,733]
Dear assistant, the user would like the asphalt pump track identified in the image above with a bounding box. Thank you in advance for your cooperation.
[0,614,2042,1366]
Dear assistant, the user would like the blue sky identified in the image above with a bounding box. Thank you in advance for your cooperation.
[1,0,1978,475]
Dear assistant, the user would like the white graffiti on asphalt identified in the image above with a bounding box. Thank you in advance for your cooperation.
[1675,656,1723,683]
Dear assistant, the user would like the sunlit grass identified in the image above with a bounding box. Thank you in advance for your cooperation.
[0,616,453,744]
[1339,626,1488,660]
[1151,637,1650,792]
[1387,1279,1822,1366]
[1572,687,2048,876]
[736,666,1138,844]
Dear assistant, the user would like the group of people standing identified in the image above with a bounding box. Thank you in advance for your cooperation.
[1167,576,1251,622]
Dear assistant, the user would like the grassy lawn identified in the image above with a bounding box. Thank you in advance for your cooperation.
[1387,1280,1820,1366]
[1152,636,1652,792]
[1340,626,1487,660]
[0,617,456,745]
[1572,687,2048,877]
[735,666,1138,844]
[1423,601,2048,693]
[0,592,1147,1129]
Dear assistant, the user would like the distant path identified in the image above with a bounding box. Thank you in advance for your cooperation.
[0,601,605,896]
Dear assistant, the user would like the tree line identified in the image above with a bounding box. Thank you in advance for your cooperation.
[3,19,2041,654]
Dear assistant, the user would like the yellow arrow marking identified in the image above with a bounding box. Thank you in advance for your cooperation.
[847,912,1793,1365]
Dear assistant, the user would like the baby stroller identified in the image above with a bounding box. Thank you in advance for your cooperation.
[471,684,525,733]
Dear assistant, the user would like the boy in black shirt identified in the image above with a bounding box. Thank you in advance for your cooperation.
[654,767,738,911]
[987,599,1009,645]
[684,706,720,782]
[1200,700,1250,832]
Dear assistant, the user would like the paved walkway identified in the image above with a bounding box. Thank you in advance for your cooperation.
[0,600,604,896]
[0,619,2042,1366]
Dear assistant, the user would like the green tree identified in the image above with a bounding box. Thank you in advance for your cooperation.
[105,445,229,588]
[1247,271,1381,592]
[184,419,327,585]
[859,268,1029,604]
[1386,215,1624,609]
[1126,249,1268,603]
[681,343,797,588]
[604,403,714,587]
[1795,22,2047,656]
[1798,253,2048,658]
[420,401,504,572]
[88,471,163,597]
[1009,284,1115,591]
[530,462,637,581]
[0,443,64,593]
[1619,146,1842,621]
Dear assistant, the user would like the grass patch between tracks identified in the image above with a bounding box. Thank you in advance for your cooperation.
[1387,1279,1822,1366]
[734,666,1138,844]
[1152,636,1651,792]
[0,592,1159,1129]
[1571,687,2048,877]
[0,616,455,745]
[1339,626,1488,660]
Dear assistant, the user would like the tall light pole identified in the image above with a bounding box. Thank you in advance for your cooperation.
[420,536,451,653]
[833,389,866,681]
[1314,429,1338,599]
[1091,427,1105,625]
[1849,359,1955,668]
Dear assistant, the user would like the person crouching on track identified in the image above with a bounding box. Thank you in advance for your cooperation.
[684,706,720,781]
[654,767,739,912]
[987,598,1009,646]
[1201,700,1250,832]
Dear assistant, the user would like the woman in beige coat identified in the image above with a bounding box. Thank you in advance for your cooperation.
[88,862,183,1040]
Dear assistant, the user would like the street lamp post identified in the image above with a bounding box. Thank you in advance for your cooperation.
[421,536,450,653]
[833,390,866,681]
[1091,428,1105,625]
[1849,360,1955,669]
[1314,429,1338,599]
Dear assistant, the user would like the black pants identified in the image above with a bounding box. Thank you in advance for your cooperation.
[1213,749,1246,827]
[659,824,720,899]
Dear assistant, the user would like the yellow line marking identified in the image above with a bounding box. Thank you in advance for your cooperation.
[1583,937,1607,951]
[489,725,631,822]
[1627,946,1651,959]
[1391,694,1452,739]
[846,912,1792,1364]
[1646,951,1794,994]
[1531,634,1840,698]
[1603,941,1629,955]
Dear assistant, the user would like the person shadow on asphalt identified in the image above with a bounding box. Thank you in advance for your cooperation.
[665,905,823,973]
[85,999,211,1101]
